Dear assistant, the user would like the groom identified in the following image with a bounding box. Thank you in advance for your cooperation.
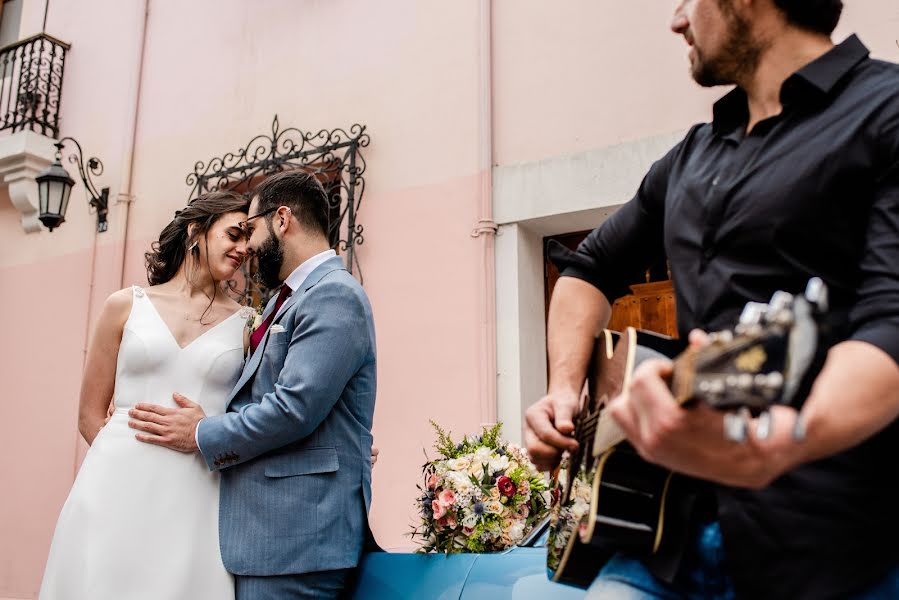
[129,170,377,599]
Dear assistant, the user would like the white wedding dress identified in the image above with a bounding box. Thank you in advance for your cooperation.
[40,286,248,600]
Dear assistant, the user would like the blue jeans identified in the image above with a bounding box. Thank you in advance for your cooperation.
[586,521,899,600]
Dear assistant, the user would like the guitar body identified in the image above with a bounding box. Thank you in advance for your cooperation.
[548,445,679,587]
[547,328,686,587]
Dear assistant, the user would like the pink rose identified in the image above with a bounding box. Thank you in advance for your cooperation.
[427,473,439,490]
[432,500,447,520]
[438,489,456,507]
[445,514,457,529]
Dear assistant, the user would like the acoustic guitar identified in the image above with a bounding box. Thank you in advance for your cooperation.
[546,279,829,588]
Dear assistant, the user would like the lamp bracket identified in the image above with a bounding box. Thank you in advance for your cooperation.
[56,136,109,233]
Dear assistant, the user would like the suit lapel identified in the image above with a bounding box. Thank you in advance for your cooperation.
[226,256,347,405]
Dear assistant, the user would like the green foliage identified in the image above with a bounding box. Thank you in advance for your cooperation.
[429,420,505,459]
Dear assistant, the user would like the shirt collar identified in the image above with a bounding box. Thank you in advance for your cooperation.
[712,34,870,137]
[790,34,869,97]
[282,249,337,293]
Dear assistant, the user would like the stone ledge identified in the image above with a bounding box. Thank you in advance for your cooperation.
[0,130,58,233]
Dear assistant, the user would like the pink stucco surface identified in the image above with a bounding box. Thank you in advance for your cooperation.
[1,1,898,597]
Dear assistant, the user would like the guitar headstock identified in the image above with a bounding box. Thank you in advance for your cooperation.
[674,278,828,411]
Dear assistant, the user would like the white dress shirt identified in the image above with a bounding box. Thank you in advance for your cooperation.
[281,249,337,294]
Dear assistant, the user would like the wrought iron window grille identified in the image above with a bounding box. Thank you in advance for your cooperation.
[0,33,69,137]
[186,115,369,304]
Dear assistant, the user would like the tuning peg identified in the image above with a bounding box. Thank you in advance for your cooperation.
[768,291,794,312]
[708,330,733,344]
[724,408,752,443]
[755,411,772,440]
[753,372,783,392]
[804,277,828,313]
[792,413,807,441]
[738,302,767,326]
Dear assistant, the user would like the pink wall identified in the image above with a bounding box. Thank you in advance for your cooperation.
[0,1,897,597]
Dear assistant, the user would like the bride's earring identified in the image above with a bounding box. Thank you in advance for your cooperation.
[188,240,198,253]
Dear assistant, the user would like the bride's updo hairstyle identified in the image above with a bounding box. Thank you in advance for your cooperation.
[145,190,249,286]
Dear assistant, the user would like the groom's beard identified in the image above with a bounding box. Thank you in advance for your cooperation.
[253,228,285,290]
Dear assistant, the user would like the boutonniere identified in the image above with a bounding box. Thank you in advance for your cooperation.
[241,305,264,334]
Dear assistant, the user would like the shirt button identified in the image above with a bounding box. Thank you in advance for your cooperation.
[712,176,720,186]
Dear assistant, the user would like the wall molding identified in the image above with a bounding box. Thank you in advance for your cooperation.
[493,130,686,442]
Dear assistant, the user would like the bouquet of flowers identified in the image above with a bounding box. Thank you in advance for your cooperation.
[412,421,550,553]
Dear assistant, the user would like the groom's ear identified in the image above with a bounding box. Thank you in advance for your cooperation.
[277,207,293,232]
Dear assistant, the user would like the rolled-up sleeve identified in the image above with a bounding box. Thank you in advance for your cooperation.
[548,140,678,302]
[848,150,899,365]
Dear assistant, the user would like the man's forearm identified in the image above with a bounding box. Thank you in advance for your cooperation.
[796,340,899,465]
[546,277,612,394]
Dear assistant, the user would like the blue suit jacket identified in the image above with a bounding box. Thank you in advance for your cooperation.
[197,256,377,576]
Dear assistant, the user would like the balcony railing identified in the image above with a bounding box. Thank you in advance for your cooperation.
[0,33,69,138]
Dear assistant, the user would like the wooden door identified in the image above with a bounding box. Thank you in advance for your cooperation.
[543,232,678,338]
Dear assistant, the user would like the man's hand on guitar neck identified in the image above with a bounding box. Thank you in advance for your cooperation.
[607,330,899,489]
[607,353,804,489]
[606,329,805,489]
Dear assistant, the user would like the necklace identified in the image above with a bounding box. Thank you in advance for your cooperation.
[183,309,218,326]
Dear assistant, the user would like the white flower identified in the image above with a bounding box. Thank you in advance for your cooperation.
[572,498,589,520]
[447,457,471,472]
[452,471,477,494]
[574,480,591,502]
[508,521,526,542]
[488,454,510,474]
[473,446,492,463]
[462,513,478,528]
[469,461,485,480]
[485,500,504,514]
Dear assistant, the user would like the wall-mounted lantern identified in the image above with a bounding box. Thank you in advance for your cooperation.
[35,137,109,232]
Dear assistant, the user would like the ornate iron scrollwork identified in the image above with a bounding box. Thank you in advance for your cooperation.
[0,33,69,137]
[186,115,369,303]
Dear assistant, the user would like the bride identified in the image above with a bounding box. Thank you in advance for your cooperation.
[39,191,253,600]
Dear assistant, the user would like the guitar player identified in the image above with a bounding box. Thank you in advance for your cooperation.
[524,1,899,598]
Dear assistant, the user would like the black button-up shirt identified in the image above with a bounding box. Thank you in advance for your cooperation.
[553,36,899,599]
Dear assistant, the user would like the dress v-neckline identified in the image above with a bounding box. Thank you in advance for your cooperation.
[140,290,244,351]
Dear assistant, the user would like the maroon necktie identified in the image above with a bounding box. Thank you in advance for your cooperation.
[250,285,291,354]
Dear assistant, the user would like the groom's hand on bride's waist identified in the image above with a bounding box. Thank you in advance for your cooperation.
[128,393,205,453]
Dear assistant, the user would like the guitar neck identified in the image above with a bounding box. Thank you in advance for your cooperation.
[591,346,698,457]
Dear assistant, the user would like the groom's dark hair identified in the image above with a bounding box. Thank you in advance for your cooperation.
[252,170,330,239]
[771,0,842,34]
